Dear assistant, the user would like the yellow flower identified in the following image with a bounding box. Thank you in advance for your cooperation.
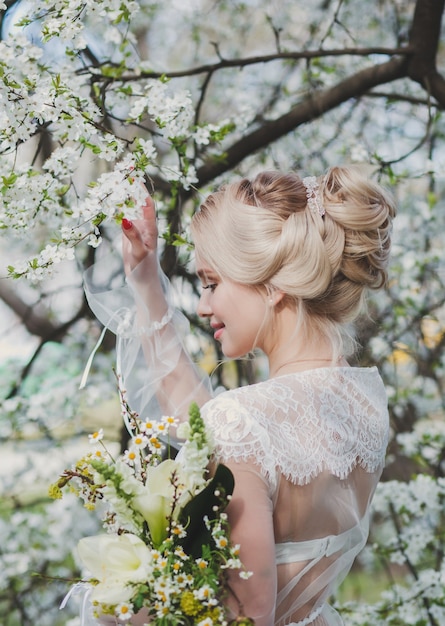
[149,436,162,449]
[48,483,63,499]
[180,591,202,616]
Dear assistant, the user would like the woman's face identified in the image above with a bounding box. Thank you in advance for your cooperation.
[196,261,269,359]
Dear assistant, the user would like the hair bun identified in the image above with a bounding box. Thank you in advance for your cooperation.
[320,166,396,291]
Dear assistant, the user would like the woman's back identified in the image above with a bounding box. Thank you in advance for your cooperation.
[202,366,388,625]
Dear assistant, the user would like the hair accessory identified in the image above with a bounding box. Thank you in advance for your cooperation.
[302,176,325,217]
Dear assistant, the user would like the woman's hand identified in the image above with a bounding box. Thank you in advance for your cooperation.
[122,190,158,276]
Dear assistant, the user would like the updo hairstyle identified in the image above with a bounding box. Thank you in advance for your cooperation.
[191,166,396,351]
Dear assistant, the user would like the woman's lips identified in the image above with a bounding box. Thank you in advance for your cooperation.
[211,323,225,341]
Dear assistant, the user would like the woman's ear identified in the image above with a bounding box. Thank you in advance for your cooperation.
[268,288,285,307]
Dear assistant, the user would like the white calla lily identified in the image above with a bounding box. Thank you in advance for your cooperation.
[132,459,194,545]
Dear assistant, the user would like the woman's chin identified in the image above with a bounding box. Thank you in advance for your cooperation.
[221,345,252,360]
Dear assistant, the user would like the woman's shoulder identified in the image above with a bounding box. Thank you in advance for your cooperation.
[201,386,264,442]
[201,366,389,485]
[201,375,286,435]
[203,366,387,417]
[205,366,387,410]
[201,385,277,487]
[270,365,388,410]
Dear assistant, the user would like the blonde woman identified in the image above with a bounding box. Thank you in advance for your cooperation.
[86,166,396,626]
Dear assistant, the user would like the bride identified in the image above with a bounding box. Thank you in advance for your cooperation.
[86,166,395,625]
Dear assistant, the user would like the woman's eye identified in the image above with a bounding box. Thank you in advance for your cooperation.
[202,283,217,292]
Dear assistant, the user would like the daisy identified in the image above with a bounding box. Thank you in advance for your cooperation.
[131,433,149,450]
[171,522,187,539]
[194,585,214,602]
[148,435,162,450]
[139,419,155,433]
[88,429,104,444]
[155,422,167,435]
[115,602,133,621]
[215,536,228,549]
[123,449,138,465]
[162,415,178,428]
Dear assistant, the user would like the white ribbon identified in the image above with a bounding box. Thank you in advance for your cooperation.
[60,582,94,625]
[79,325,109,390]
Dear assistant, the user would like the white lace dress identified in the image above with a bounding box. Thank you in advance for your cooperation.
[200,368,388,626]
[83,255,389,626]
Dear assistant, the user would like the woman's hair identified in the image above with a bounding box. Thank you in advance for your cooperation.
[190,166,396,355]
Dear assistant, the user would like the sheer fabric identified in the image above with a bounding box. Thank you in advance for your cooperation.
[84,253,212,428]
[82,256,389,626]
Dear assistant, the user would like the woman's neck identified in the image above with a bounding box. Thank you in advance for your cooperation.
[266,327,344,377]
[262,301,347,377]
[270,354,346,378]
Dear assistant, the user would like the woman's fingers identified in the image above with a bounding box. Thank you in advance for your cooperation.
[140,192,158,244]
[122,219,150,265]
[141,192,156,222]
[122,188,158,272]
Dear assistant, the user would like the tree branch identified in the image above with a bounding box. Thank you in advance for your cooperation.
[85,46,411,82]
[6,301,91,399]
[366,90,443,108]
[191,0,444,183]
[407,0,445,105]
[0,281,58,338]
[196,56,408,185]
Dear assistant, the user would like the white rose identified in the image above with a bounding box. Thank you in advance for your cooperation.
[77,533,152,604]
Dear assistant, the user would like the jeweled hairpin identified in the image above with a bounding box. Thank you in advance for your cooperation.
[302,176,325,217]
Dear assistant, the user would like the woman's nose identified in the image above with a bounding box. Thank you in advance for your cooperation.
[197,292,212,318]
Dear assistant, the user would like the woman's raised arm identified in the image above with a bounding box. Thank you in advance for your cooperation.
[118,191,212,422]
[84,189,212,426]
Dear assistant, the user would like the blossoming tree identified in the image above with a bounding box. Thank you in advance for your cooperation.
[1,0,445,624]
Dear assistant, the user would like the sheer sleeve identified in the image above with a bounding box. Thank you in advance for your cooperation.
[224,461,277,626]
[202,394,279,625]
[83,252,212,426]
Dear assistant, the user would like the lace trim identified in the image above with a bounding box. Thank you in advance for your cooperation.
[202,367,388,489]
[116,306,174,338]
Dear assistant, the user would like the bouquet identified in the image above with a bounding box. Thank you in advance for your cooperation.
[49,394,254,626]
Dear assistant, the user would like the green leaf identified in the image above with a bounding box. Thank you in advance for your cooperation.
[1,173,18,188]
